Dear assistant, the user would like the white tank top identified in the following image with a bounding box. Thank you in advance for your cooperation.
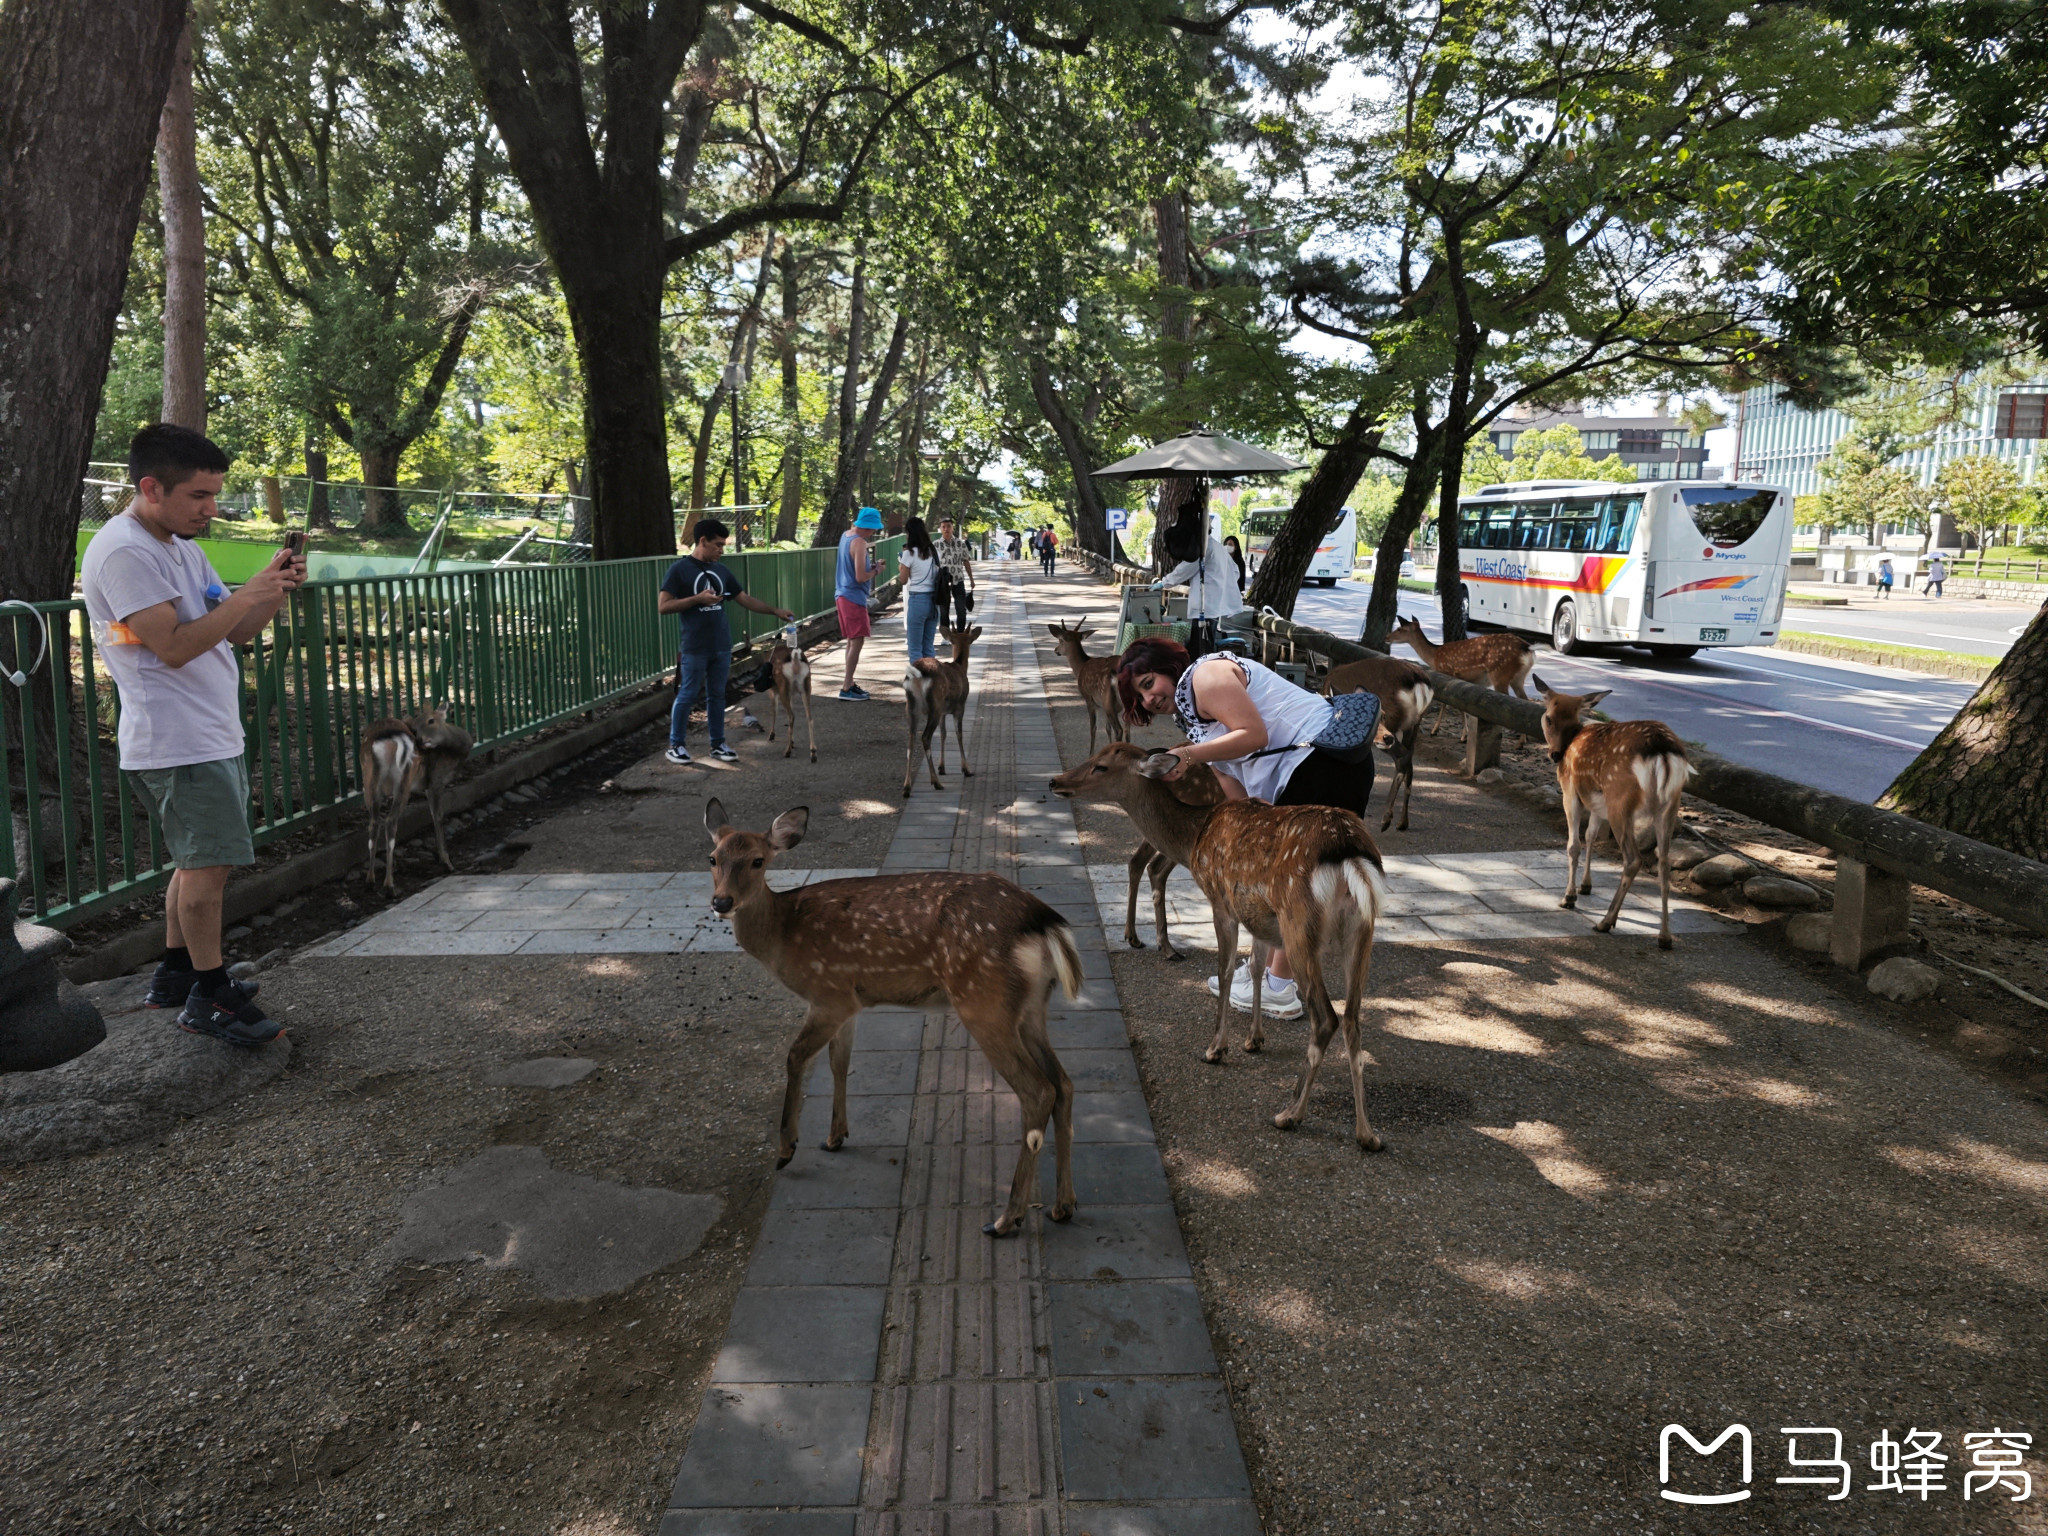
[1175,654,1333,802]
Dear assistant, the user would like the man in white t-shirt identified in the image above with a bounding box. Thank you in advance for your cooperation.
[80,425,305,1045]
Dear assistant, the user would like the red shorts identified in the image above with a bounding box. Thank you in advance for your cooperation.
[835,596,873,639]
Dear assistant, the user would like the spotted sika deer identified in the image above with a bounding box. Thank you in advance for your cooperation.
[1322,653,1435,831]
[1130,756,1390,1149]
[409,699,473,871]
[359,717,420,891]
[767,630,816,762]
[1046,619,1126,754]
[902,624,980,796]
[1389,615,1534,739]
[1533,676,1691,949]
[1048,741,1226,961]
[704,798,1082,1236]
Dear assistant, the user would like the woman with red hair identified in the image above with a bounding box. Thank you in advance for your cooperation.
[1114,638,1376,1020]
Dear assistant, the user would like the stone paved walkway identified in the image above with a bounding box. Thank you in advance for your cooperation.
[660,573,1258,1535]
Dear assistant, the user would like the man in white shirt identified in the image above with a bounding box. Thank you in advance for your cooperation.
[81,425,304,1044]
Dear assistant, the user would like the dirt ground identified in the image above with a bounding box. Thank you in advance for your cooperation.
[0,625,920,1536]
[1020,578,2048,1535]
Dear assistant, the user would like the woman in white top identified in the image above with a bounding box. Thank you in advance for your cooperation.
[897,516,943,662]
[1114,637,1374,1019]
[1151,530,1245,622]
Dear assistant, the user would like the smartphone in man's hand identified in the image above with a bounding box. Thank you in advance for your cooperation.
[281,530,307,559]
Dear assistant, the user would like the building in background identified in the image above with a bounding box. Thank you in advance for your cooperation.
[1486,406,1710,481]
[1732,377,2048,495]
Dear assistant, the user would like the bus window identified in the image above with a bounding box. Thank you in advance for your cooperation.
[1458,508,1483,547]
[1595,494,1643,553]
[1681,486,1777,547]
[1555,497,1599,551]
[1481,501,1519,549]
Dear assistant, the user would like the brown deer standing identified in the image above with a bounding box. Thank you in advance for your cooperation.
[767,635,816,762]
[1533,676,1690,949]
[410,699,473,871]
[1322,654,1435,831]
[704,798,1082,1236]
[359,717,420,891]
[1389,615,1535,740]
[1049,742,1225,961]
[1129,757,1389,1148]
[1046,619,1126,754]
[903,624,980,796]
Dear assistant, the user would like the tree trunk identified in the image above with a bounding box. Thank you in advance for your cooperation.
[0,0,188,605]
[1244,404,1385,616]
[1880,601,2048,858]
[157,16,206,430]
[1360,412,1444,649]
[816,306,910,548]
[358,443,407,532]
[261,475,285,523]
[304,433,331,529]
[690,381,729,513]
[775,242,803,543]
[1024,354,1110,557]
[561,262,675,558]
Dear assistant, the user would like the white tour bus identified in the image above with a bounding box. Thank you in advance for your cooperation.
[1242,506,1357,586]
[1453,478,1794,658]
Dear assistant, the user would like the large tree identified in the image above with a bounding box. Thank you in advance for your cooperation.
[0,0,188,606]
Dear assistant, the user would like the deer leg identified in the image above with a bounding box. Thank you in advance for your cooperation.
[767,691,779,741]
[924,715,945,789]
[1206,911,1240,1064]
[1582,809,1608,896]
[428,790,455,872]
[1244,939,1267,1054]
[1124,843,1151,949]
[1341,918,1383,1150]
[802,687,816,764]
[822,1015,857,1150]
[903,693,923,798]
[776,1003,856,1166]
[1086,699,1098,756]
[1149,852,1181,961]
[1594,806,1642,936]
[1559,794,1585,908]
[1276,982,1343,1133]
[1655,796,1678,950]
[953,706,972,778]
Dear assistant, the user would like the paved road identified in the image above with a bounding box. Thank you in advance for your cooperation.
[1775,584,2038,660]
[1290,578,2014,802]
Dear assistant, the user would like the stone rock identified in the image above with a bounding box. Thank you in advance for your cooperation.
[256,947,291,972]
[1693,853,1756,888]
[1786,913,1833,953]
[379,1145,720,1299]
[1474,767,1504,785]
[487,1057,599,1090]
[1665,841,1716,871]
[1744,875,1822,909]
[227,961,261,981]
[0,978,289,1162]
[0,881,105,1073]
[223,925,253,941]
[1868,956,1940,1003]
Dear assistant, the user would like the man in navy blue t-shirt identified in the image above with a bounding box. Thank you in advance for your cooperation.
[658,519,793,764]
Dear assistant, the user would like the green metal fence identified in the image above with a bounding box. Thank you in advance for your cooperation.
[1,537,897,929]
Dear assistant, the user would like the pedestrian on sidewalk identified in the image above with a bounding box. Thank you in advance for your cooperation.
[899,516,943,664]
[1877,556,1895,598]
[1115,638,1377,1022]
[660,518,794,764]
[1924,550,1948,597]
[835,507,885,700]
[1151,501,1242,657]
[1039,526,1059,576]
[935,515,976,629]
[80,424,304,1045]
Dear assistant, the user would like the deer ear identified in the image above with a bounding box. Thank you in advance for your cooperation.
[1581,689,1613,710]
[967,625,983,641]
[1532,674,1554,697]
[1133,750,1177,780]
[769,806,809,851]
[704,798,731,841]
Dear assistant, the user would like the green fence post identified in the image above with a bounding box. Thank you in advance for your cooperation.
[301,589,336,805]
[470,569,502,745]
[574,562,597,711]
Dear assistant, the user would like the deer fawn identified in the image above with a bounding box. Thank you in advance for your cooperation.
[1128,756,1389,1149]
[903,624,980,796]
[1046,619,1126,754]
[1389,615,1534,740]
[1049,741,1226,960]
[704,798,1082,1236]
[359,717,420,891]
[1533,676,1690,949]
[410,700,474,871]
[1323,653,1435,831]
[767,628,816,762]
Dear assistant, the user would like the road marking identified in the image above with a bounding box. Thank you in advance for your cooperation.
[1537,654,1936,749]
[1928,632,2011,648]
[1794,627,1944,649]
[1708,656,1970,703]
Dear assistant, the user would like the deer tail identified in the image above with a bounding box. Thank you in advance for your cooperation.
[1311,852,1385,929]
[369,733,417,805]
[1044,920,1085,1002]
[1633,750,1689,808]
[1406,681,1434,730]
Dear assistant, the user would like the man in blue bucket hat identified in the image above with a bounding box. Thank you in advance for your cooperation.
[834,507,885,700]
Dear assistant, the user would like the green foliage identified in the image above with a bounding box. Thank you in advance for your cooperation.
[1935,455,2029,547]
[1460,426,1637,495]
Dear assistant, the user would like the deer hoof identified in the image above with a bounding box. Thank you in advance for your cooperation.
[982,1217,1020,1238]
[1126,934,1144,949]
[1164,949,1183,963]
[775,1151,794,1169]
[1358,1133,1384,1153]
[1560,895,1577,910]
[820,1137,846,1152]
[808,751,817,763]
[1273,1111,1300,1131]
[1202,1046,1225,1064]
[1047,1202,1075,1223]
[1593,919,1617,935]
[1242,1037,1263,1054]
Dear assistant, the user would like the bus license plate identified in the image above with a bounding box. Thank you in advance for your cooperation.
[1700,627,1728,642]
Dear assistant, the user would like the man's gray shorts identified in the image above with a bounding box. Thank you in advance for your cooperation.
[129,756,255,869]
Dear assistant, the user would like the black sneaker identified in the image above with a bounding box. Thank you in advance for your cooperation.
[144,964,202,1009]
[179,979,286,1046]
[711,743,738,762]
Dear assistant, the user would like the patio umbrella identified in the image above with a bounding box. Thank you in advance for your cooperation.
[1091,427,1305,479]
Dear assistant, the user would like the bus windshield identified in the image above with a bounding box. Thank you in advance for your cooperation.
[1680,486,1777,548]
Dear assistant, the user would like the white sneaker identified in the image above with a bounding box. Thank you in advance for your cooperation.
[1205,962,1304,1018]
